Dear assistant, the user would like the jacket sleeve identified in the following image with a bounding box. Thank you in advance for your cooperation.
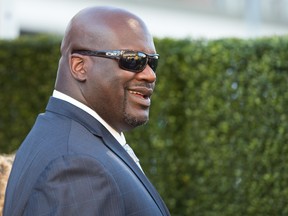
[23,154,125,216]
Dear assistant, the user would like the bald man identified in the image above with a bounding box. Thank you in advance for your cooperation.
[3,6,170,216]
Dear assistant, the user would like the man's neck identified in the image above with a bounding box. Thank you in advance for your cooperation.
[52,90,126,146]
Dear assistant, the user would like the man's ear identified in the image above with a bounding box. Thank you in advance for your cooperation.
[70,55,87,81]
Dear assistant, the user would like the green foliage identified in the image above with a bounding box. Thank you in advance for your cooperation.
[1,35,288,215]
[0,35,61,152]
[127,36,288,215]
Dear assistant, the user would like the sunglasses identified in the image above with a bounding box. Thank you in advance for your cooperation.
[72,50,159,73]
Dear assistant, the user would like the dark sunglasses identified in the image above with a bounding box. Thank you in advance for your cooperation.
[71,50,159,73]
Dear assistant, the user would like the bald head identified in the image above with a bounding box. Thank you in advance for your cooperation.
[55,6,155,93]
[60,6,152,56]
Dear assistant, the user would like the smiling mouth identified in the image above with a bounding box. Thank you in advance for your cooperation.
[129,90,149,99]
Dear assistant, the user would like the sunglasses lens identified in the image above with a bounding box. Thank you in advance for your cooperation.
[119,51,147,72]
[148,58,158,72]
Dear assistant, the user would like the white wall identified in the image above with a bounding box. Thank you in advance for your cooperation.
[0,0,18,39]
[1,0,288,39]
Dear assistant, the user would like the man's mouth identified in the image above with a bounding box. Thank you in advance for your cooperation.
[127,87,153,107]
[129,90,148,99]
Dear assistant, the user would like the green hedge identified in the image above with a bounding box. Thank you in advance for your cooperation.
[0,35,60,152]
[1,35,288,215]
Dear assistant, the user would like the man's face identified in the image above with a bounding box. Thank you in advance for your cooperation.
[83,31,157,132]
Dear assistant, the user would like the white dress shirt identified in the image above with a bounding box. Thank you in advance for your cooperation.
[52,90,143,172]
[52,90,143,171]
[52,90,126,147]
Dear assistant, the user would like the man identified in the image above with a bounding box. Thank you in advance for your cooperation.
[3,6,170,216]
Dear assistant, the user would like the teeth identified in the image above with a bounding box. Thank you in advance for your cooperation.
[129,90,147,98]
[129,90,144,96]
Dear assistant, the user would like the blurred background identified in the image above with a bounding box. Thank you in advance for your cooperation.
[1,1,288,215]
[1,0,288,40]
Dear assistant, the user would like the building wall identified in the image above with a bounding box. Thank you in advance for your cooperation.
[1,0,288,39]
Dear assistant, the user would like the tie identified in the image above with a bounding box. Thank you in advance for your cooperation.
[123,143,143,171]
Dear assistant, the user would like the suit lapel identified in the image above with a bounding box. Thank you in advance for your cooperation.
[99,126,169,216]
[46,97,169,215]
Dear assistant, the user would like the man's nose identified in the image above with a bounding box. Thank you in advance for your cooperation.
[135,66,157,83]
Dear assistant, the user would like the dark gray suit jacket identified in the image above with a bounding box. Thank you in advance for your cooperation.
[3,97,170,216]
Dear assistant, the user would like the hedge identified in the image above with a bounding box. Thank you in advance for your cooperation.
[0,35,60,152]
[1,35,288,215]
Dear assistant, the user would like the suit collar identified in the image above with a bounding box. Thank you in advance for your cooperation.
[52,90,126,145]
[46,97,104,137]
[46,97,169,215]
[101,127,169,216]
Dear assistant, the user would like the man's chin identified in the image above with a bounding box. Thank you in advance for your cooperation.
[123,112,149,129]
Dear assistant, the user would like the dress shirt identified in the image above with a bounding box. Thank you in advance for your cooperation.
[52,90,143,170]
[52,90,126,146]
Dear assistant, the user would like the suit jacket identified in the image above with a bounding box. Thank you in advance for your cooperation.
[3,97,170,216]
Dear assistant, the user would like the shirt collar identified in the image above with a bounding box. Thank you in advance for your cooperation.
[52,90,126,146]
